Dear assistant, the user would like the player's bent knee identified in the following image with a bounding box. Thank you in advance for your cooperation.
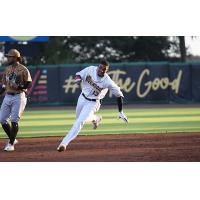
[0,117,7,125]
[10,116,20,123]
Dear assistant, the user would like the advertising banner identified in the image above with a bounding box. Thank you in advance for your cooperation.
[0,62,199,106]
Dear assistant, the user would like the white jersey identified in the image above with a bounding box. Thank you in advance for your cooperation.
[76,66,124,100]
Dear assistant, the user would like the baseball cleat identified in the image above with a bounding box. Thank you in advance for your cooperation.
[14,139,18,145]
[6,139,18,145]
[4,143,15,152]
[57,144,66,152]
[92,116,102,129]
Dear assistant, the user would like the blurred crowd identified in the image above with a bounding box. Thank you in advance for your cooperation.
[0,43,6,66]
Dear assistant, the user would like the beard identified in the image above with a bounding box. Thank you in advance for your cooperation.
[7,60,15,65]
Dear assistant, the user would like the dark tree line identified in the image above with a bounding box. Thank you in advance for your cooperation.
[2,36,187,65]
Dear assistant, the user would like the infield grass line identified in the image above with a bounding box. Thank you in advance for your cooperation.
[0,107,200,138]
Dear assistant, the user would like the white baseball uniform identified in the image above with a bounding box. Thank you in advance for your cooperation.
[60,66,124,146]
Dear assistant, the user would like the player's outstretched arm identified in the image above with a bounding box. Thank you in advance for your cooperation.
[107,76,128,123]
[117,96,128,123]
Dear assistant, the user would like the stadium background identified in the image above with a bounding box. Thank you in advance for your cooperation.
[0,36,200,161]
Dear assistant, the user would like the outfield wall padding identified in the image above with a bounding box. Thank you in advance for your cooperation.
[0,62,199,106]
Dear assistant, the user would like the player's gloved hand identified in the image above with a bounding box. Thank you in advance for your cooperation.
[118,111,128,123]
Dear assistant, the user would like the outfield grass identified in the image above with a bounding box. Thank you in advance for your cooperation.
[0,107,200,138]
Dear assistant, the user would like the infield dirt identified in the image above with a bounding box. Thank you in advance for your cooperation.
[0,133,200,161]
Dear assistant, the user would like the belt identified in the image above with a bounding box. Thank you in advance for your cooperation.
[7,92,21,96]
[82,93,98,102]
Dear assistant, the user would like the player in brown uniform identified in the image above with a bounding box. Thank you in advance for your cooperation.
[0,49,32,151]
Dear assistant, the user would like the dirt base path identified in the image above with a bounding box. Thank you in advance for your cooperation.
[1,133,200,162]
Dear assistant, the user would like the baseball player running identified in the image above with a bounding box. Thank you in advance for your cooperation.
[0,49,32,151]
[57,59,128,152]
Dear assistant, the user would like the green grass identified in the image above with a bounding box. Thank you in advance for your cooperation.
[0,107,200,138]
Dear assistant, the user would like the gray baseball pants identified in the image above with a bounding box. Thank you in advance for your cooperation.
[0,92,27,124]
